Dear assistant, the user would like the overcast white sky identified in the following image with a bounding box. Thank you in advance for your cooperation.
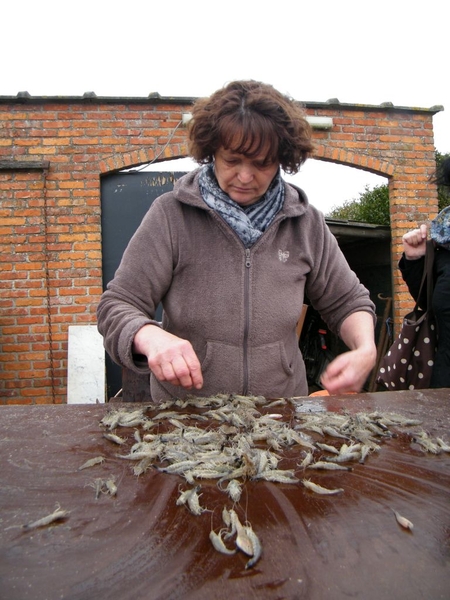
[2,0,448,214]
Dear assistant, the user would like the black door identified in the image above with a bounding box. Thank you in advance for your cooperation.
[100,171,186,398]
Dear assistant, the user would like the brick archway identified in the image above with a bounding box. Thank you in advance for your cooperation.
[99,143,189,175]
[0,94,442,403]
[314,144,395,177]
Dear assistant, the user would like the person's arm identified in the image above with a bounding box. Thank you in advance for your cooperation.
[320,311,376,394]
[399,223,428,306]
[96,193,188,376]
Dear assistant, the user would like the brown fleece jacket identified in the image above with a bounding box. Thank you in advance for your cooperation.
[97,169,375,401]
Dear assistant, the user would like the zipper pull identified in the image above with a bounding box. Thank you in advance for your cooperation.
[245,249,251,268]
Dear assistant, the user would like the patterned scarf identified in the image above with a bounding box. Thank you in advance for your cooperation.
[198,164,285,248]
[431,205,450,250]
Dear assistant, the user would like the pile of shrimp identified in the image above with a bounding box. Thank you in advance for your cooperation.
[95,393,449,568]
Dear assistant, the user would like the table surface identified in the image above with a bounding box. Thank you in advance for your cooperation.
[1,389,449,600]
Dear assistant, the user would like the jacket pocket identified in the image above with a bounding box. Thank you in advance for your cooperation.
[201,340,243,395]
[249,341,301,397]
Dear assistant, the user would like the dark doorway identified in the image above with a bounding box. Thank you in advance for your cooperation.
[100,173,392,399]
[100,171,186,398]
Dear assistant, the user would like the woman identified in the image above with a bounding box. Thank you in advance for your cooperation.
[399,157,450,388]
[97,80,377,402]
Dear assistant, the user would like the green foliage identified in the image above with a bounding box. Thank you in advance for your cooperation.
[327,183,390,225]
[327,152,450,225]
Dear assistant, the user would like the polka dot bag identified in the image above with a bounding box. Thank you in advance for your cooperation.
[377,241,437,390]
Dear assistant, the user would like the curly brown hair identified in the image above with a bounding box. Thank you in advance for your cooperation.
[188,80,314,174]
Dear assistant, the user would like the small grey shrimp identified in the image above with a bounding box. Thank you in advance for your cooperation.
[297,423,324,435]
[153,410,185,420]
[189,467,228,480]
[100,411,121,430]
[209,529,237,555]
[326,451,360,463]
[176,485,200,507]
[103,432,127,445]
[260,470,299,483]
[117,451,154,461]
[158,460,200,474]
[436,437,450,452]
[183,470,196,485]
[87,477,105,499]
[343,442,361,453]
[265,398,286,407]
[392,508,414,531]
[230,413,246,428]
[222,506,232,528]
[299,451,314,469]
[141,419,156,431]
[104,477,117,496]
[225,479,242,503]
[225,509,239,540]
[23,505,69,531]
[243,525,262,569]
[316,442,339,455]
[186,487,206,516]
[359,442,380,463]
[229,511,253,557]
[412,432,441,454]
[322,426,348,439]
[307,461,351,472]
[133,456,153,476]
[359,444,371,463]
[302,479,344,495]
[266,435,282,451]
[287,430,315,449]
[78,456,105,470]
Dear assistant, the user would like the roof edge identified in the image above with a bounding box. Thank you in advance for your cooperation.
[0,92,444,115]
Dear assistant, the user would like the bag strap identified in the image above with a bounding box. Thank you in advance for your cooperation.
[415,240,435,311]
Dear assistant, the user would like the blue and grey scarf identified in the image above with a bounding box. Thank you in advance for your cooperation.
[431,205,450,250]
[198,164,285,248]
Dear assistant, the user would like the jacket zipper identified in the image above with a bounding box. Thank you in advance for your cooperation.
[243,248,251,395]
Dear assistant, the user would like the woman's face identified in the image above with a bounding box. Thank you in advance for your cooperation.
[214,146,279,206]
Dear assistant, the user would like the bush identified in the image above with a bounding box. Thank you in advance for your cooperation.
[327,183,390,225]
[327,152,450,225]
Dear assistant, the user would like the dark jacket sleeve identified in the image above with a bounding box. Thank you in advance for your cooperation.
[398,254,426,308]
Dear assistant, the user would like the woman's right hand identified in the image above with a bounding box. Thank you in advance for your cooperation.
[133,324,203,390]
[402,223,428,260]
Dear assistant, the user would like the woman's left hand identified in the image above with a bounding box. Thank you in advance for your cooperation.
[320,311,377,394]
[320,348,375,394]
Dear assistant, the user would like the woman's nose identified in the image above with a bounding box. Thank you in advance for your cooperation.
[237,166,254,183]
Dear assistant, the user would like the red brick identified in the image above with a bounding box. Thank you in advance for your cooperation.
[0,98,440,404]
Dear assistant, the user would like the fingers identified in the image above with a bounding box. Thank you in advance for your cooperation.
[148,344,203,390]
[321,369,353,396]
[403,225,427,246]
[403,230,421,246]
[185,356,203,389]
[320,353,367,395]
[159,358,182,387]
[166,355,203,389]
[402,225,428,259]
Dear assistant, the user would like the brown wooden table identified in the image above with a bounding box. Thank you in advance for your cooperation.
[1,390,449,600]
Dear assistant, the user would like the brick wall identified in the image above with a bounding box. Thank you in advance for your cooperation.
[0,96,441,404]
